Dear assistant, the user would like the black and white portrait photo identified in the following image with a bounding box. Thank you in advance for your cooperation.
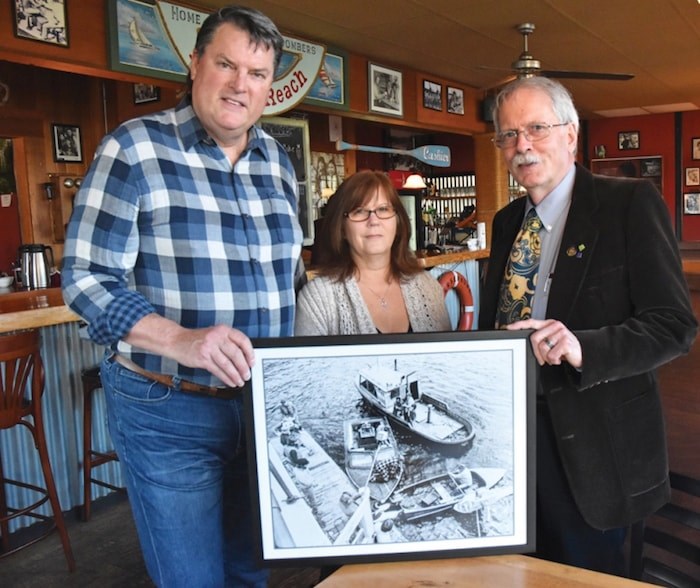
[422,80,442,111]
[447,86,465,115]
[52,124,82,162]
[369,63,403,117]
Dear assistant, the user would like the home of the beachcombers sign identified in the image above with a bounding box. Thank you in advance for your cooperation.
[126,0,325,115]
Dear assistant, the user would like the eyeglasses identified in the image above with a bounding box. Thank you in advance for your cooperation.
[344,205,397,222]
[492,122,569,149]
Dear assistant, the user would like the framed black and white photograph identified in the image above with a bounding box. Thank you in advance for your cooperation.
[423,80,442,111]
[685,167,700,187]
[692,137,700,161]
[684,193,700,215]
[246,331,536,566]
[133,83,160,104]
[618,131,640,151]
[51,124,82,163]
[368,63,403,117]
[13,0,68,47]
[447,86,464,115]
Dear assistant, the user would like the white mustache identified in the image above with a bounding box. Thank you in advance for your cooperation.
[512,153,540,166]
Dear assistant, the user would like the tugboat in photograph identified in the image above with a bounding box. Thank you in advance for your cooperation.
[354,360,476,450]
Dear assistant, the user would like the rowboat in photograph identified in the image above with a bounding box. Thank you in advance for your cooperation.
[344,417,404,503]
[354,360,475,450]
[393,466,505,522]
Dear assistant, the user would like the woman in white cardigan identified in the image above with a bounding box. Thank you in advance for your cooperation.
[295,171,450,336]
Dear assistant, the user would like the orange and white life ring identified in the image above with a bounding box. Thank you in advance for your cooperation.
[438,271,474,331]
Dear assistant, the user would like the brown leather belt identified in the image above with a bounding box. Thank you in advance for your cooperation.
[113,354,245,400]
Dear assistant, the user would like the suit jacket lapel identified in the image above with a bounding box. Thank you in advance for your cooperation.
[546,165,601,322]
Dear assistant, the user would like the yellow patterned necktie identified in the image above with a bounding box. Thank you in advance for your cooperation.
[496,208,543,328]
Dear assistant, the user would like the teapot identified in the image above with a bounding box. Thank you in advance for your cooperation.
[18,244,54,289]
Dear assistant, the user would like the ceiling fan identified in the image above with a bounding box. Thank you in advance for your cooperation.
[480,23,634,88]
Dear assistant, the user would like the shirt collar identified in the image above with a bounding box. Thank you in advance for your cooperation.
[527,164,576,232]
[174,96,270,161]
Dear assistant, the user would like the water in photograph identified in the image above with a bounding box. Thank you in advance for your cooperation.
[263,347,517,542]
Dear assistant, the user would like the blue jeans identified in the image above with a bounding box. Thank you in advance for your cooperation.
[101,355,268,587]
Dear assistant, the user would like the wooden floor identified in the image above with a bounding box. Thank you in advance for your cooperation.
[0,492,322,587]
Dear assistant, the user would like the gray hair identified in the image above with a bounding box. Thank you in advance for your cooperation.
[492,77,580,135]
[186,5,283,94]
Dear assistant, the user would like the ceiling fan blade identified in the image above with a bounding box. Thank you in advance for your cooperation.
[540,69,634,81]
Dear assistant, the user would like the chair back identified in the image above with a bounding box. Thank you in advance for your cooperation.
[630,471,700,586]
[0,330,43,429]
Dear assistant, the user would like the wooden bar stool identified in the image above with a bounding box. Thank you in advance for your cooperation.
[81,366,123,522]
[0,329,75,571]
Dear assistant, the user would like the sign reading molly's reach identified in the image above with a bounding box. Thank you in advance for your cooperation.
[113,0,324,115]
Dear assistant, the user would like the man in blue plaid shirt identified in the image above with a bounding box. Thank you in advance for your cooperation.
[62,6,302,586]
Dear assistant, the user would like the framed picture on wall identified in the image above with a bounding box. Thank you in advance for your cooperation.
[685,167,700,187]
[303,50,349,110]
[618,131,640,151]
[447,86,465,115]
[245,331,536,565]
[422,80,442,111]
[13,0,69,47]
[51,124,82,163]
[368,63,403,117]
[692,137,700,160]
[133,83,160,104]
[684,193,700,215]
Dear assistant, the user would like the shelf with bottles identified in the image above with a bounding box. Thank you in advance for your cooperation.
[423,171,477,222]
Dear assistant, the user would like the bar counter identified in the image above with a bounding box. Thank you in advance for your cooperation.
[0,287,79,333]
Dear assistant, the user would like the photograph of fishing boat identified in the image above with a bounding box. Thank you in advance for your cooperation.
[248,333,535,563]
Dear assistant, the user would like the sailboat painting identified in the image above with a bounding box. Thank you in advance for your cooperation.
[304,52,347,109]
[110,0,189,79]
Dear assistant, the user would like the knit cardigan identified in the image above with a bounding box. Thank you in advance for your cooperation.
[294,271,451,336]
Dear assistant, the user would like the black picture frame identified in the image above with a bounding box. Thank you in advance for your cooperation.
[618,131,640,151]
[133,83,160,104]
[51,124,82,163]
[447,86,464,115]
[368,63,403,118]
[246,331,536,566]
[13,0,68,47]
[422,80,442,111]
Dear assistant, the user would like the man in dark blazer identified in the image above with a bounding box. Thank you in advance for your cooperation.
[480,76,697,576]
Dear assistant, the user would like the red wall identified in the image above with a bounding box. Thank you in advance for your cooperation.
[679,111,700,241]
[588,112,700,241]
[0,192,21,276]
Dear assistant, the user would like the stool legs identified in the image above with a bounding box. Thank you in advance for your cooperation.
[82,370,95,522]
[82,368,122,522]
[0,329,75,572]
[34,408,76,571]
